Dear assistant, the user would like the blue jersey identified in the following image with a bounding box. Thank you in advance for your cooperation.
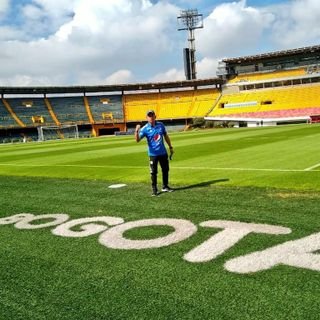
[139,121,168,156]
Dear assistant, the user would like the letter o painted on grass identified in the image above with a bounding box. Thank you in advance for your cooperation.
[52,216,124,237]
[0,214,34,225]
[15,214,69,229]
[99,218,197,249]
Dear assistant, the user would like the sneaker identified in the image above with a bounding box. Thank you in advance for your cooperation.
[161,186,174,192]
[151,191,159,197]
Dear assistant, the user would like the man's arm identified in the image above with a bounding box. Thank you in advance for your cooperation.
[135,124,141,142]
[164,133,174,159]
[164,133,173,150]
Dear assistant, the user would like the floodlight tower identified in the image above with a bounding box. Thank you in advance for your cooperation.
[177,9,203,80]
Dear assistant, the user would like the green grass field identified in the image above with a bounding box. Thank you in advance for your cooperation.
[0,124,319,319]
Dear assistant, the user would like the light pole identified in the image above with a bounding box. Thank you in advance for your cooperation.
[177,9,203,80]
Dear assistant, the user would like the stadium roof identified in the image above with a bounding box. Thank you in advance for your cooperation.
[222,44,320,64]
[0,78,223,95]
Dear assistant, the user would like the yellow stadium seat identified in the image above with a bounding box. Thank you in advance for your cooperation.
[208,83,320,117]
[228,68,306,83]
[124,89,220,121]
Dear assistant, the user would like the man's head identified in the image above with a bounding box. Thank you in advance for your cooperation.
[146,110,156,124]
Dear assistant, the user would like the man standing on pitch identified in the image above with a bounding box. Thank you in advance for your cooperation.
[135,110,174,196]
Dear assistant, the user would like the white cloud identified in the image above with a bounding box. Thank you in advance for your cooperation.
[269,0,320,48]
[0,0,180,85]
[197,0,274,58]
[149,58,219,82]
[197,57,219,79]
[195,0,320,70]
[18,0,76,39]
[0,0,10,16]
[22,4,45,20]
[104,70,134,84]
[0,26,24,41]
[0,74,64,86]
[0,0,320,86]
[150,68,185,82]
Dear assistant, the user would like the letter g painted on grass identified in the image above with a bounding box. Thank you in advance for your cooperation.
[52,216,124,237]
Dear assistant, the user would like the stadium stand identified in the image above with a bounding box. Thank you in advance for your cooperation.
[86,95,123,123]
[0,99,17,128]
[6,98,55,127]
[156,90,194,119]
[124,89,220,121]
[2,98,26,127]
[44,98,61,126]
[48,96,89,124]
[83,96,95,124]
[190,89,222,117]
[124,92,159,121]
[0,78,222,142]
[207,84,320,119]
[205,45,320,126]
[228,68,306,83]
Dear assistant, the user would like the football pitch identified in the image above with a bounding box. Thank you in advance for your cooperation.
[0,124,319,319]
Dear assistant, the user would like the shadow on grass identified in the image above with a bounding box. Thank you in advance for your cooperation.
[173,179,229,191]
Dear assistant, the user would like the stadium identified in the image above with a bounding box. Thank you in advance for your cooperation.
[0,3,320,320]
[1,45,320,141]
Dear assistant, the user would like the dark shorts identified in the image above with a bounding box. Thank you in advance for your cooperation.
[149,154,169,175]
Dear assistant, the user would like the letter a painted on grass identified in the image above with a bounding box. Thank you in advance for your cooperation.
[225,232,320,273]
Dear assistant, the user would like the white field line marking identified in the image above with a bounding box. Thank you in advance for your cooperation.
[304,162,320,171]
[108,184,127,189]
[0,163,319,172]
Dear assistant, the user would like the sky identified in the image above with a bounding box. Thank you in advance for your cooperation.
[0,0,319,86]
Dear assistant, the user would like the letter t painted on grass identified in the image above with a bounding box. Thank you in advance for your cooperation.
[184,220,291,263]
